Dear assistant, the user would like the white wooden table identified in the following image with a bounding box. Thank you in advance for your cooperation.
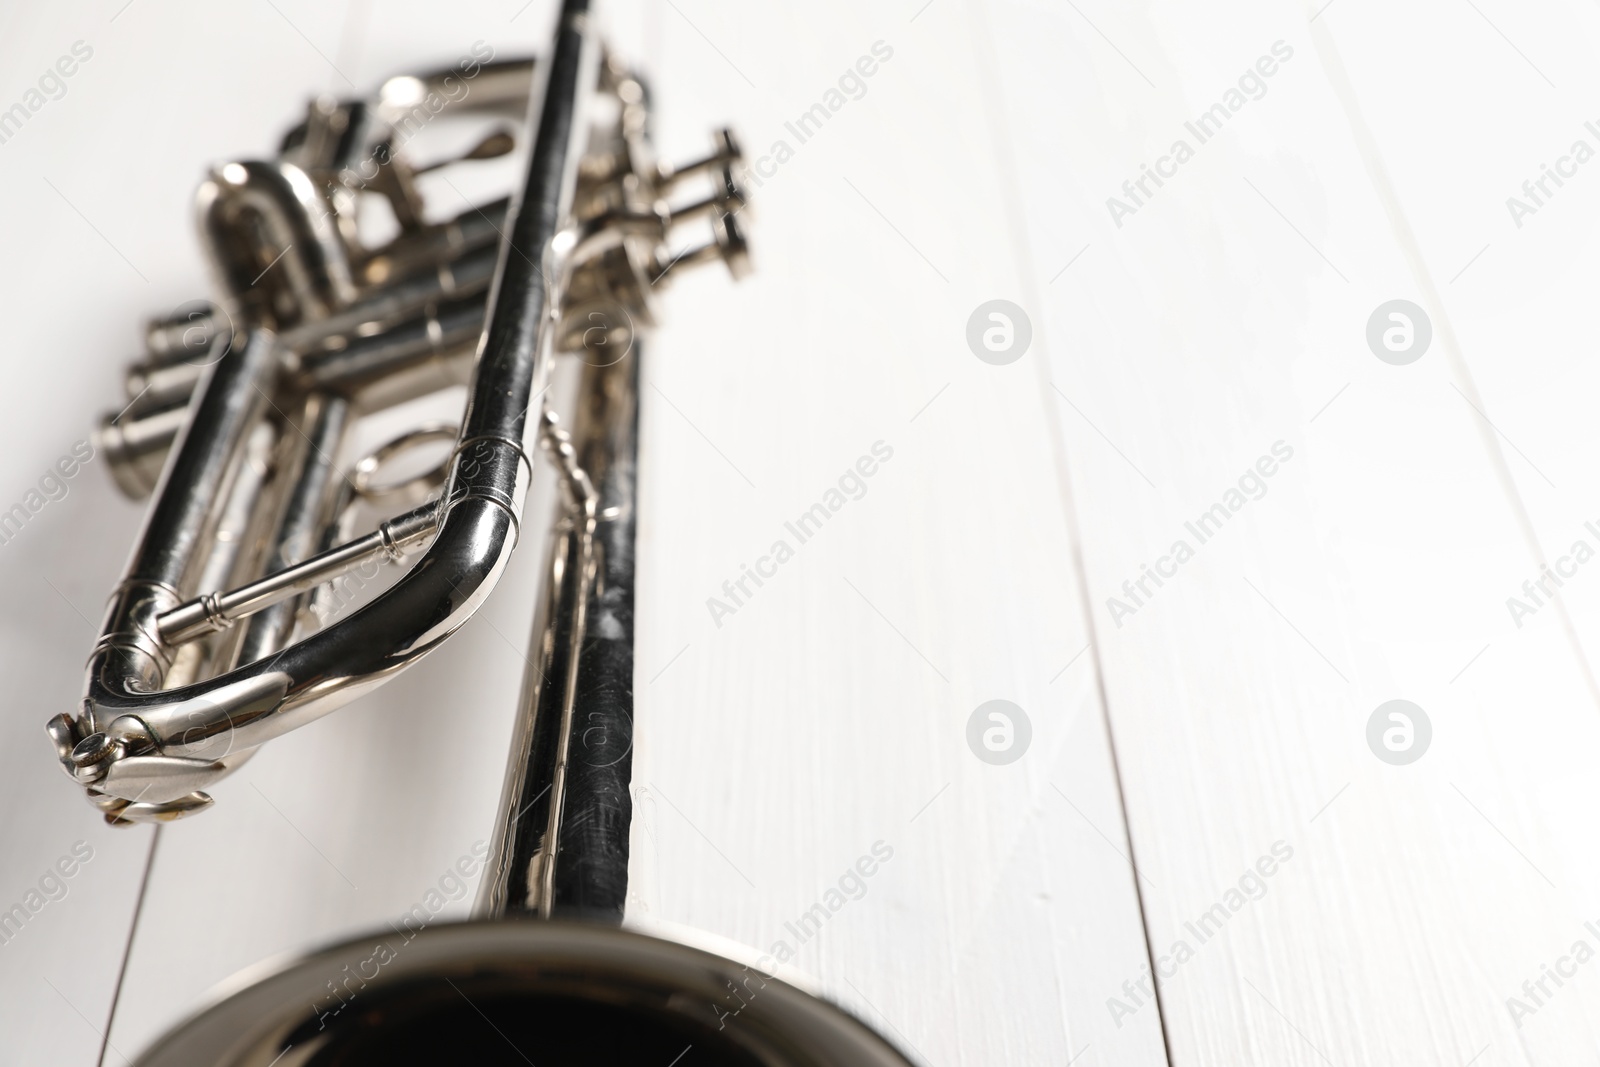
[3,0,1599,1064]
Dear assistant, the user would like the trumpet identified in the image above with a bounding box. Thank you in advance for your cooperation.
[47,0,913,1062]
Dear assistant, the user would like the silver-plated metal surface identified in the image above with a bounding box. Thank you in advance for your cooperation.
[51,19,601,816]
[350,421,458,505]
[129,921,913,1067]
[477,350,638,923]
[232,394,349,668]
[155,499,440,647]
[58,3,753,820]
[196,160,357,327]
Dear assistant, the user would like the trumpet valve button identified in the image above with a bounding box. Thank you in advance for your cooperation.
[69,732,120,783]
[655,127,745,190]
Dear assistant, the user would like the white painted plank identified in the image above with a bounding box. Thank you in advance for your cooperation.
[1302,4,1600,1058]
[627,2,1164,1064]
[982,0,1600,1062]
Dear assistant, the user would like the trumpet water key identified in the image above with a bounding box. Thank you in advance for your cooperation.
[47,0,914,1062]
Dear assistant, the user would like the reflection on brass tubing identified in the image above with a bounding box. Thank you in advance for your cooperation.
[123,205,505,420]
[297,295,485,393]
[142,305,222,368]
[359,197,510,286]
[127,197,503,419]
[378,57,537,117]
[102,298,488,500]
[287,240,498,350]
[234,395,351,666]
[95,404,191,500]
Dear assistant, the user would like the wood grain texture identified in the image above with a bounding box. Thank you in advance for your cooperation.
[626,3,1164,1064]
[982,0,1600,1062]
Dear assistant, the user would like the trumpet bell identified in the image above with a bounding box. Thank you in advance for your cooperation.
[130,921,911,1067]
